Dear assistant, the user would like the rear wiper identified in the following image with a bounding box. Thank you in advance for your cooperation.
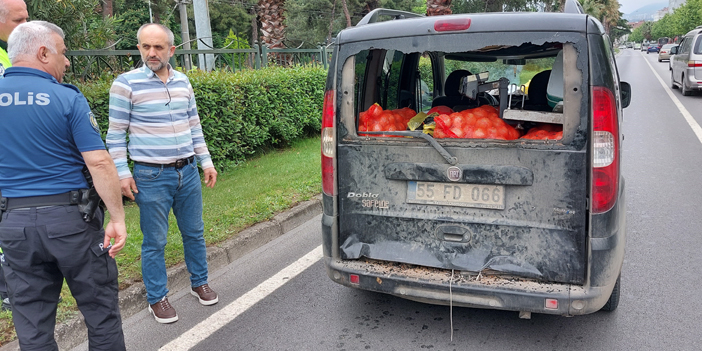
[359,131,458,165]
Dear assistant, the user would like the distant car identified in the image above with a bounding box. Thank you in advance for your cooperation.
[634,43,641,50]
[658,44,676,61]
[641,43,649,51]
[618,45,626,50]
[627,42,633,48]
[647,45,659,54]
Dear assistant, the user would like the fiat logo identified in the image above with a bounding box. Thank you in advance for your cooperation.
[447,166,462,182]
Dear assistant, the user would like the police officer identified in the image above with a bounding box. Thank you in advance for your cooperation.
[0,21,127,351]
[0,0,28,312]
[0,0,27,77]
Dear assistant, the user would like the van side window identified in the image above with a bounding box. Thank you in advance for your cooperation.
[694,35,702,55]
[680,38,691,54]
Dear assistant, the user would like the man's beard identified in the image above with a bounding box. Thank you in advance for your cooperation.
[145,58,166,72]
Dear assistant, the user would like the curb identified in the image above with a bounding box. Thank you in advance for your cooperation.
[0,194,322,351]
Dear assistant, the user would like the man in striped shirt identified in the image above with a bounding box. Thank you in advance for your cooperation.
[106,23,219,324]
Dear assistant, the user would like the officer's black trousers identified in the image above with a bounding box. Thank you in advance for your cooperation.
[0,205,125,351]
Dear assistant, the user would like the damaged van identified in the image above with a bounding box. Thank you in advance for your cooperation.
[321,0,631,317]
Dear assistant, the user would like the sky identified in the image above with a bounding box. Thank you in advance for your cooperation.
[618,0,667,14]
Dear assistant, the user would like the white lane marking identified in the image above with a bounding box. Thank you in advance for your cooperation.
[159,245,324,351]
[641,52,702,143]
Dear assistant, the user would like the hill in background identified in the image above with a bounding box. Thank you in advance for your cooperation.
[623,2,668,22]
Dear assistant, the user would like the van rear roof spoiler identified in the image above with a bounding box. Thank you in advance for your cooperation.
[356,9,423,26]
[359,1,584,27]
[563,0,585,14]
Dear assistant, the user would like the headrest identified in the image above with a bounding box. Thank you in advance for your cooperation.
[528,70,551,105]
[444,70,472,97]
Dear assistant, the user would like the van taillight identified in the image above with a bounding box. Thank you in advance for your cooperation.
[592,87,619,214]
[322,90,336,196]
[687,61,702,67]
[434,18,471,32]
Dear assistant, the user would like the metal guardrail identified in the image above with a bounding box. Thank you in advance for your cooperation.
[66,45,331,80]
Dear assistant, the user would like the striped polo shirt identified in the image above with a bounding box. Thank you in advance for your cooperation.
[107,65,213,179]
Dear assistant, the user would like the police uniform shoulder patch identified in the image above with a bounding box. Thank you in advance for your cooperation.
[89,111,100,133]
[0,64,5,77]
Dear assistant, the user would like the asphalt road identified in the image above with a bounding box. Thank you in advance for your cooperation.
[72,49,702,351]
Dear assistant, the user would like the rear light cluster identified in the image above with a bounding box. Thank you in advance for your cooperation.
[321,90,336,196]
[591,87,619,214]
[687,61,702,67]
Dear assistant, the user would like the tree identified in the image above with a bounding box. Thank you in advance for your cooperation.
[284,0,421,48]
[671,0,701,38]
[427,0,452,16]
[452,0,559,13]
[30,0,117,50]
[208,1,253,48]
[609,15,630,42]
[579,0,603,18]
[113,1,151,50]
[258,0,287,48]
[599,0,621,34]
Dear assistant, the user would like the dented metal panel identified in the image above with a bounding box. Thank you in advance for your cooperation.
[336,143,588,284]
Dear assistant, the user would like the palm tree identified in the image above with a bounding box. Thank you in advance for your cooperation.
[579,0,603,17]
[598,0,620,34]
[427,0,452,16]
[257,0,287,49]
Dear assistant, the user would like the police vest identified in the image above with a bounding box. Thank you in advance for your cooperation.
[0,46,10,78]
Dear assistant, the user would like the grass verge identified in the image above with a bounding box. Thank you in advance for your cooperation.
[0,136,322,346]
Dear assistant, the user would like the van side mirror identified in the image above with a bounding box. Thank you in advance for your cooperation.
[620,82,631,109]
[671,46,678,55]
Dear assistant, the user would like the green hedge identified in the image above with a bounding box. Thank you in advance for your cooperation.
[76,66,326,170]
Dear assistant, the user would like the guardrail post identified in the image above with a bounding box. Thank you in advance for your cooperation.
[261,45,268,68]
[253,43,261,69]
[320,46,327,70]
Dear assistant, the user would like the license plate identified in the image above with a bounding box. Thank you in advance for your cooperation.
[406,181,505,209]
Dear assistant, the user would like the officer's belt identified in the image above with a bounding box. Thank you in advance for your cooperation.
[0,191,80,211]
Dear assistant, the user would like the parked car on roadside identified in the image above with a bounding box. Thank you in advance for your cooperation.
[634,43,641,50]
[659,44,676,61]
[647,45,659,54]
[671,25,702,96]
[322,0,631,318]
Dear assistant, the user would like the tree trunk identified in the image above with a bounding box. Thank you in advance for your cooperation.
[342,0,352,28]
[101,0,113,18]
[251,7,259,45]
[327,0,337,44]
[426,0,452,16]
[257,0,286,49]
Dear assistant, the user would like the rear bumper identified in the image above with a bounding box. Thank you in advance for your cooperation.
[684,69,702,90]
[326,254,617,316]
[322,184,627,317]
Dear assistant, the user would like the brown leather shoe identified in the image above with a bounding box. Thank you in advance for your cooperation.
[191,284,218,306]
[149,297,178,324]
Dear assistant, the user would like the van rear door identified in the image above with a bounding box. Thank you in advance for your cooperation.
[335,30,590,285]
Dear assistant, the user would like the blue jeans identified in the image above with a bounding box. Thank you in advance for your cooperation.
[133,161,208,305]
